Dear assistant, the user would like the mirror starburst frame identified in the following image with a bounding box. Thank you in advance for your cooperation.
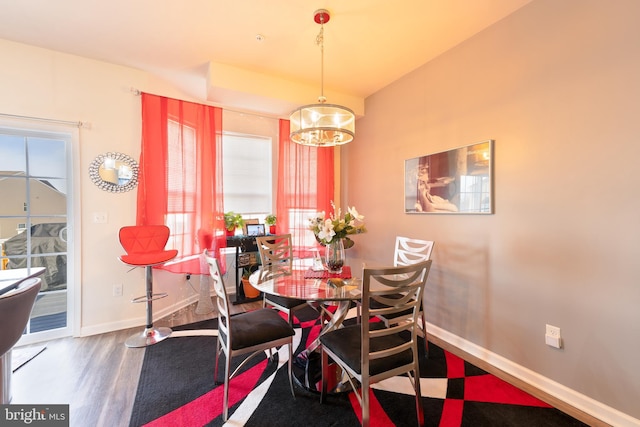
[88,152,139,193]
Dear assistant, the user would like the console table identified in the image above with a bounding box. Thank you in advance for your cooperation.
[226,235,262,304]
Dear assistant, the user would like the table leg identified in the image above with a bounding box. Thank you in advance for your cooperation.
[306,300,351,353]
[195,275,214,314]
[293,300,353,393]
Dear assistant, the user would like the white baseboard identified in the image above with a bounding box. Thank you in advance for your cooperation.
[79,294,200,338]
[426,322,640,427]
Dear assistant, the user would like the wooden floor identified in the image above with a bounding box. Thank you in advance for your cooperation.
[11,299,261,427]
[10,299,608,427]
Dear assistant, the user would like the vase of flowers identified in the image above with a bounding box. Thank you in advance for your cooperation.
[325,238,345,274]
[308,201,366,273]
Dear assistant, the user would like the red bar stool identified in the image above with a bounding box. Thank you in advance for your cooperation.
[118,225,178,348]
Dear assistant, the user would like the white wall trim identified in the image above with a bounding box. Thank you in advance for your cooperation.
[79,293,202,337]
[427,322,640,427]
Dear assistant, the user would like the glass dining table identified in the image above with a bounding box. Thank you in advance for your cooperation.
[249,263,362,392]
[0,267,46,296]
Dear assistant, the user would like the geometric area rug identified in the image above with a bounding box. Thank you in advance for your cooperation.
[129,307,588,427]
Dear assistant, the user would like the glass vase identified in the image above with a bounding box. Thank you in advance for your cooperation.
[325,238,345,275]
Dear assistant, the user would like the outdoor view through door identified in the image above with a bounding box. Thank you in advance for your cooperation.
[0,126,73,342]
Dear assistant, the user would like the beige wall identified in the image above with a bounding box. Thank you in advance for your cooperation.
[0,38,204,334]
[343,0,639,423]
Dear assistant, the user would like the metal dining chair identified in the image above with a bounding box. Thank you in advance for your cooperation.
[118,225,178,347]
[255,234,308,326]
[320,260,432,427]
[372,236,434,355]
[204,250,295,421]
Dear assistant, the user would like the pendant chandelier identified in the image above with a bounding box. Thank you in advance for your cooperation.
[289,9,355,147]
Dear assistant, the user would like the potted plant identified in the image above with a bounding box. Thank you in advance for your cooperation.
[241,265,260,298]
[265,214,277,234]
[224,211,244,237]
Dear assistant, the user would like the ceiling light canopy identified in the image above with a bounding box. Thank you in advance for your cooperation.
[289,9,355,147]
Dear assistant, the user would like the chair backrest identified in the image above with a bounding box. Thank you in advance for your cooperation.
[255,234,293,267]
[393,236,434,267]
[119,225,171,254]
[360,261,432,373]
[0,278,42,356]
[118,225,178,266]
[203,250,231,340]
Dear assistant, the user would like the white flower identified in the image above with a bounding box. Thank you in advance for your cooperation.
[308,201,366,245]
[348,206,364,221]
[317,218,336,242]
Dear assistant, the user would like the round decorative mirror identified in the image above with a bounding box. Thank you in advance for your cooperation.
[89,152,139,193]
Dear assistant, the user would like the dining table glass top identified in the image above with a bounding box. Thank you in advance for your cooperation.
[249,264,362,302]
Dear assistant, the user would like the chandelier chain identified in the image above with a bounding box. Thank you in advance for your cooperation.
[316,19,325,103]
[288,8,355,146]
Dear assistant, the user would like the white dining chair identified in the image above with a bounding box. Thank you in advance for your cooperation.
[255,234,308,326]
[375,236,434,355]
[320,261,432,427]
[204,250,295,421]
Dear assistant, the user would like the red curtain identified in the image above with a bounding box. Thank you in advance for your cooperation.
[137,93,225,274]
[276,119,334,258]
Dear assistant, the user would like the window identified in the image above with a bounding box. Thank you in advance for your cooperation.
[459,175,491,213]
[138,93,224,274]
[222,133,272,218]
[288,208,318,248]
[165,119,197,251]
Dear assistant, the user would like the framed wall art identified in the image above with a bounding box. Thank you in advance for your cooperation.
[404,140,494,214]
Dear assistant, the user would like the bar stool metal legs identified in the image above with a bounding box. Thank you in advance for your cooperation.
[125,265,172,348]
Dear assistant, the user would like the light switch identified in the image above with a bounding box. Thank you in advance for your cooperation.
[93,212,108,223]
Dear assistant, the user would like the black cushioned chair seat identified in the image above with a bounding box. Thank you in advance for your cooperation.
[223,308,294,351]
[319,323,412,376]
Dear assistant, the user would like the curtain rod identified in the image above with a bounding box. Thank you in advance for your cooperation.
[130,87,282,121]
[0,112,89,128]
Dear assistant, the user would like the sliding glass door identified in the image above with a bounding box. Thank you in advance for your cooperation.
[0,125,75,343]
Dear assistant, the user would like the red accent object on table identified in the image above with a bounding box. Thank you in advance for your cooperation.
[304,266,351,279]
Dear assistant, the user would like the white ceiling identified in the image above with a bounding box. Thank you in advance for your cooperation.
[0,0,533,115]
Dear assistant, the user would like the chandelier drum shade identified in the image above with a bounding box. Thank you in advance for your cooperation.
[289,103,355,147]
[289,9,355,147]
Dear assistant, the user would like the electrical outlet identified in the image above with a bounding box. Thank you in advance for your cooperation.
[545,324,562,348]
[113,284,123,297]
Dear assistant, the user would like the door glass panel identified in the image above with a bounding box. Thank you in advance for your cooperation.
[30,291,67,333]
[27,137,68,196]
[0,134,27,174]
[0,177,27,216]
[29,180,67,216]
